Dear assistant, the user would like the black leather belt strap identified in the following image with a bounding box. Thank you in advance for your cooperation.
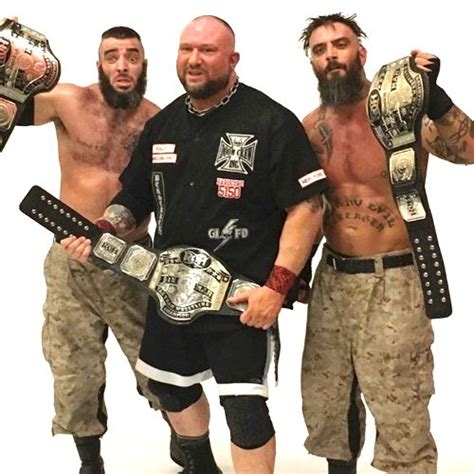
[367,56,451,318]
[326,252,413,274]
[0,20,60,151]
[19,185,257,325]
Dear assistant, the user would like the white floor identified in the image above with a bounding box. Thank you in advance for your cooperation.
[1,299,473,473]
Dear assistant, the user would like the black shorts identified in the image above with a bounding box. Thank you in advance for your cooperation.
[136,299,272,397]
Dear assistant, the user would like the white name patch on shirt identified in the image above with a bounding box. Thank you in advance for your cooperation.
[153,143,176,154]
[298,169,326,188]
[152,153,177,164]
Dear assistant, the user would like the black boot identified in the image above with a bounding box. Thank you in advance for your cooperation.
[161,410,186,467]
[327,458,357,474]
[73,435,105,474]
[176,432,222,474]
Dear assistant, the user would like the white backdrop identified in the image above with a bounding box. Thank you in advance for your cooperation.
[1,1,473,473]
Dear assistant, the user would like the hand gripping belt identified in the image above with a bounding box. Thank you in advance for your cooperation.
[19,186,259,325]
[367,56,451,319]
[0,19,60,151]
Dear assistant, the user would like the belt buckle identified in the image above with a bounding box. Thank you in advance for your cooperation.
[330,254,346,271]
[149,246,232,324]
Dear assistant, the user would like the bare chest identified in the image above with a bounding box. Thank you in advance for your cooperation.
[59,115,143,174]
[308,113,390,187]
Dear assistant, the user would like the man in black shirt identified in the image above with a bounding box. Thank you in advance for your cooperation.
[64,15,328,472]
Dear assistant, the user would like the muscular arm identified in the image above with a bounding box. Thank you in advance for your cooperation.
[98,204,137,237]
[18,83,80,126]
[229,194,324,329]
[422,107,474,164]
[274,194,324,273]
[32,84,75,125]
[413,51,474,165]
[60,203,137,261]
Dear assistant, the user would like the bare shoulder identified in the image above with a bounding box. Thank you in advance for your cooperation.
[32,83,93,125]
[39,83,100,115]
[302,107,320,130]
[45,83,91,103]
[140,97,161,120]
[302,106,326,133]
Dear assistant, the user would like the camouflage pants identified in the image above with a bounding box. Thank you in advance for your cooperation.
[302,247,436,473]
[42,243,161,437]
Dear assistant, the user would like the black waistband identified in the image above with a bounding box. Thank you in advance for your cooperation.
[326,252,413,274]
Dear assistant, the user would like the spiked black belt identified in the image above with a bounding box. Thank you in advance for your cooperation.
[367,56,451,318]
[0,20,60,151]
[20,186,258,325]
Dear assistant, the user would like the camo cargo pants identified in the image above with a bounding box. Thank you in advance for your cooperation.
[42,243,161,436]
[302,247,437,473]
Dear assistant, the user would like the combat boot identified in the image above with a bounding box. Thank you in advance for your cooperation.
[327,458,357,474]
[161,410,186,467]
[74,435,105,474]
[176,431,222,473]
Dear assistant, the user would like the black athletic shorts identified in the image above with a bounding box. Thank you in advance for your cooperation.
[136,299,272,397]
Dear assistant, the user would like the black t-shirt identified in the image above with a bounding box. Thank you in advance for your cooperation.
[114,83,328,284]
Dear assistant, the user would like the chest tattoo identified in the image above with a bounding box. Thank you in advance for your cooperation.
[313,108,333,163]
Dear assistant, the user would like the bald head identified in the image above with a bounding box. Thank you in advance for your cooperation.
[177,15,240,106]
[180,15,236,53]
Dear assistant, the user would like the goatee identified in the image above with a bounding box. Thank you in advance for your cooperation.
[179,68,231,100]
[98,64,147,109]
[315,56,364,107]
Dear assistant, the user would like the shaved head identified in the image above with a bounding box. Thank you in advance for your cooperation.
[192,15,235,40]
[180,15,236,53]
[177,15,239,106]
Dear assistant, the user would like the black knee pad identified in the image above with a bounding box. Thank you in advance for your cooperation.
[220,395,275,449]
[148,380,203,412]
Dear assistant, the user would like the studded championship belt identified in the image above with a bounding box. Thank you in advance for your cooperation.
[367,56,451,318]
[19,185,259,324]
[0,20,60,151]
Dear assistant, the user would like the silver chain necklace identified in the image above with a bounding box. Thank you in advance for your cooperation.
[185,79,239,117]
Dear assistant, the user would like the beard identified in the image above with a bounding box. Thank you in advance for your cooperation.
[98,64,147,109]
[315,56,364,107]
[178,67,232,100]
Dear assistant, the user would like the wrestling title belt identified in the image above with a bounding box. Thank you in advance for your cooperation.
[0,20,60,151]
[367,56,451,319]
[19,185,259,324]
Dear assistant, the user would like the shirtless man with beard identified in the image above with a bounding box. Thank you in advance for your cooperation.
[299,13,474,474]
[12,25,180,473]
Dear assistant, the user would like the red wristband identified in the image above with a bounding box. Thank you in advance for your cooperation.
[95,218,117,235]
[264,265,297,296]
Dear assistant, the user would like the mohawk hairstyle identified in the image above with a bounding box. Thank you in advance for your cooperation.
[101,26,141,41]
[300,13,367,54]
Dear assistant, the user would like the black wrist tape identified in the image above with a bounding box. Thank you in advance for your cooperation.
[427,85,453,121]
[17,98,35,126]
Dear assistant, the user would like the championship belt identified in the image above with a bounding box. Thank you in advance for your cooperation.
[0,20,60,151]
[19,185,259,324]
[367,56,451,319]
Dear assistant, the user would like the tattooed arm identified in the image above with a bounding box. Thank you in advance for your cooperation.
[228,194,324,329]
[97,204,137,237]
[302,107,333,166]
[422,107,474,164]
[273,194,324,276]
[60,204,137,262]
[413,51,474,164]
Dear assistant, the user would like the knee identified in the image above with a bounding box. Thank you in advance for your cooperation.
[220,395,275,449]
[148,380,203,412]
